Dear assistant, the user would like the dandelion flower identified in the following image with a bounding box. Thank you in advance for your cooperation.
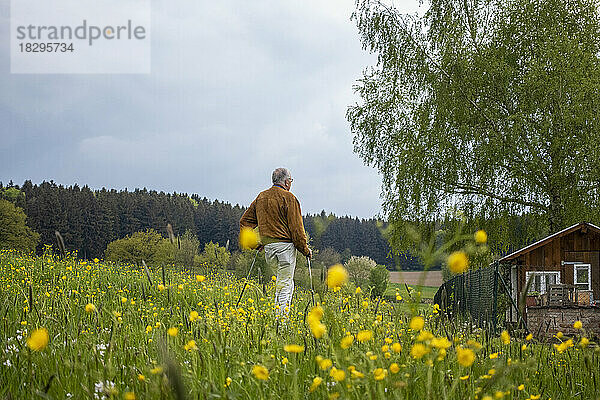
[574,320,582,330]
[373,368,387,381]
[184,340,197,351]
[355,287,362,294]
[460,375,469,380]
[309,322,326,339]
[330,367,345,382]
[356,330,373,342]
[448,251,468,274]
[240,227,259,250]
[456,347,475,367]
[309,376,322,392]
[525,333,533,341]
[251,364,269,381]
[392,342,402,353]
[124,392,136,400]
[26,328,49,351]
[85,303,96,313]
[283,344,304,353]
[150,366,163,375]
[158,284,166,292]
[327,264,348,289]
[319,358,332,370]
[340,335,354,349]
[501,330,510,345]
[196,275,205,283]
[474,230,487,244]
[410,343,428,359]
[167,327,178,337]
[409,316,424,331]
[518,384,525,391]
[226,377,232,387]
[189,310,199,322]
[390,363,400,374]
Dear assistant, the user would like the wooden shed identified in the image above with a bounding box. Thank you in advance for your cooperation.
[499,222,600,334]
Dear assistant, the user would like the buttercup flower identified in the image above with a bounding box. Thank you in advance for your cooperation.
[448,251,468,274]
[27,327,49,351]
[327,264,348,289]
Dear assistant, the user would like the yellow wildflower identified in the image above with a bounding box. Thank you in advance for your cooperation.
[390,363,400,374]
[456,347,475,367]
[26,327,49,351]
[251,364,269,380]
[501,330,510,345]
[240,227,259,250]
[85,303,96,313]
[327,264,348,289]
[196,275,206,283]
[392,342,402,353]
[409,316,424,331]
[330,367,345,382]
[474,230,487,243]
[283,344,304,353]
[410,343,428,359]
[448,251,468,274]
[356,330,373,342]
[373,368,387,381]
[309,376,322,392]
[574,320,582,330]
[167,327,178,337]
[340,335,354,349]
[124,392,136,400]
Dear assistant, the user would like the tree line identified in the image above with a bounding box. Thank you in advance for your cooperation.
[0,180,423,269]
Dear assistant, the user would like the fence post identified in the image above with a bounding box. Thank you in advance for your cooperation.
[492,260,499,334]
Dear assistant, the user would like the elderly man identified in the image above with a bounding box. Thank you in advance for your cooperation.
[240,167,311,317]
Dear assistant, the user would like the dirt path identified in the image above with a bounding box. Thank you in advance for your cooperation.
[389,270,443,287]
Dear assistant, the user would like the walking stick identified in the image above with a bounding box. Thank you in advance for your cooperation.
[236,249,259,307]
[307,256,316,306]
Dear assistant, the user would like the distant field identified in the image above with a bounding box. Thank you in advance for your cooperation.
[389,270,443,287]
[384,283,438,300]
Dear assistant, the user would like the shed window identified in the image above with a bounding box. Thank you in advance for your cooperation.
[573,263,591,291]
[525,271,560,294]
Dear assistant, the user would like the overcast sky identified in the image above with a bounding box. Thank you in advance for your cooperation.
[0,0,422,218]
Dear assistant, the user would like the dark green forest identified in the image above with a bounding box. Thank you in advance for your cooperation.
[0,180,423,269]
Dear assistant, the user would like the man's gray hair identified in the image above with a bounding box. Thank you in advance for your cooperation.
[272,167,292,185]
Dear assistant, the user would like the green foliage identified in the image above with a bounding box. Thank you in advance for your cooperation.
[368,264,390,297]
[105,230,172,266]
[1,187,25,203]
[349,0,600,248]
[344,255,376,289]
[195,241,230,270]
[0,199,40,252]
[232,250,272,282]
[173,230,199,268]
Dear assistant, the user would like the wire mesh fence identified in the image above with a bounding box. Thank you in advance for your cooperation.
[434,263,499,331]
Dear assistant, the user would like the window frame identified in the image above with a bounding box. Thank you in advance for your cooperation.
[525,271,561,294]
[573,263,592,291]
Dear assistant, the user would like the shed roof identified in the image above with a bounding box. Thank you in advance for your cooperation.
[499,222,600,262]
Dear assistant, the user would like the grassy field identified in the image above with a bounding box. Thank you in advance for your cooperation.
[384,283,438,300]
[1,249,598,399]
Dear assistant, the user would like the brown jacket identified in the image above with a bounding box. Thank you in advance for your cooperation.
[239,185,310,256]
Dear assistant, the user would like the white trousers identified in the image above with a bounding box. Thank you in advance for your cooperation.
[265,242,297,317]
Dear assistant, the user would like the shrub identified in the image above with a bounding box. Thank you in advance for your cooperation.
[344,255,376,288]
[0,199,39,252]
[105,230,174,266]
[195,241,230,270]
[369,264,390,298]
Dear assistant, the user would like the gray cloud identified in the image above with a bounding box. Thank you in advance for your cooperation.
[0,0,422,218]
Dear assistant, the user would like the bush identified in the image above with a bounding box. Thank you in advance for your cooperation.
[369,264,390,298]
[0,199,39,252]
[105,230,173,266]
[232,250,272,282]
[195,241,230,270]
[173,230,199,268]
[345,255,376,288]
